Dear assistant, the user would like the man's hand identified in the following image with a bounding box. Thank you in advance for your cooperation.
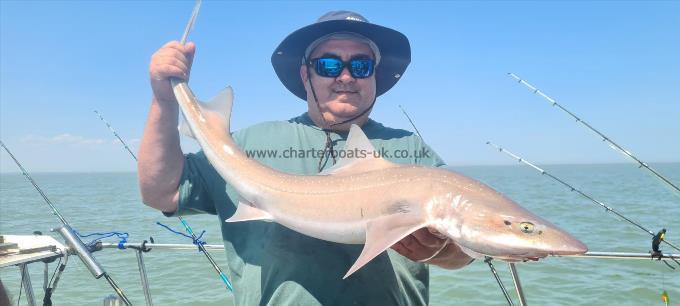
[391,228,474,269]
[149,41,196,106]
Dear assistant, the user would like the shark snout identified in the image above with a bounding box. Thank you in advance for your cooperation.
[506,239,587,261]
[550,238,588,256]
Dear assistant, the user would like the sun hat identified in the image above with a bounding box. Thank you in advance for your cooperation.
[271,10,411,101]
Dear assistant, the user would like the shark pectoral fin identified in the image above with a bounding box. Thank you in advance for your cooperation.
[320,124,399,176]
[224,200,273,223]
[343,214,426,279]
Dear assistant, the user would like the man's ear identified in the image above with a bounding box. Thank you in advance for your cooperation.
[300,65,308,83]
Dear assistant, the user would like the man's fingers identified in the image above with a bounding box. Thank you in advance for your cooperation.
[163,40,194,54]
[412,228,447,248]
[161,40,187,52]
[397,234,440,261]
[162,58,189,74]
[152,42,194,68]
[185,42,196,66]
[154,50,191,68]
[391,241,404,253]
[151,65,187,81]
[391,241,413,258]
[150,56,190,81]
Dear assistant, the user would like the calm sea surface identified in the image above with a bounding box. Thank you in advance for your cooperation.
[1,163,679,305]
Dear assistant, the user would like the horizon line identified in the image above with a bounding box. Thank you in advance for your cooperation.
[1,161,679,175]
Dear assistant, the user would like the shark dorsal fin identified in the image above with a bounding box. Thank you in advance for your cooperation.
[179,86,234,138]
[319,124,399,175]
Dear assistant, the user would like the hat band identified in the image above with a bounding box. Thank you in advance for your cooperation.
[303,32,381,66]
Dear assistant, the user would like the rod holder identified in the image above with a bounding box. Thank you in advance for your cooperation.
[54,225,105,278]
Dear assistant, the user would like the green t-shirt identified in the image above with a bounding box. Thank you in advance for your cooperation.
[170,112,445,305]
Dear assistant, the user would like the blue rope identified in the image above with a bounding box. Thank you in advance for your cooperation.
[75,230,129,249]
[156,222,206,250]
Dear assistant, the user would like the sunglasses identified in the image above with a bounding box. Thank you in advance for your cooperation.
[308,57,375,79]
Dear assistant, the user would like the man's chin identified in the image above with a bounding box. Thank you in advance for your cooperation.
[327,108,370,123]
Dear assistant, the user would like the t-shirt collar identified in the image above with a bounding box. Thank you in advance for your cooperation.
[294,112,377,135]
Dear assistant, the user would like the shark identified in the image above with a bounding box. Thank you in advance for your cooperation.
[173,83,588,279]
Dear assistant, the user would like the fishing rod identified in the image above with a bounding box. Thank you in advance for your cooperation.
[0,140,133,306]
[94,109,233,292]
[398,106,528,305]
[96,0,233,294]
[507,73,680,198]
[485,257,515,306]
[507,263,527,306]
[169,0,200,89]
[486,141,680,254]
[95,111,136,160]
[398,105,424,141]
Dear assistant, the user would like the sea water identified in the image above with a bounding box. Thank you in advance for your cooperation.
[1,163,678,305]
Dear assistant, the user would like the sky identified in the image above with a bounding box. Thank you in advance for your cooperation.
[1,1,678,173]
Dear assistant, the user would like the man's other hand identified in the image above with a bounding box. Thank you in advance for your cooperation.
[391,227,474,269]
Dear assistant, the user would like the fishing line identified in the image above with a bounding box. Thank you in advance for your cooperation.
[156,222,207,249]
[507,73,680,198]
[0,140,133,305]
[95,109,233,291]
[486,141,680,254]
[75,230,129,249]
[661,272,669,306]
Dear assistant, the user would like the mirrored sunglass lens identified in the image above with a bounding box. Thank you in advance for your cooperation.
[350,59,373,78]
[317,58,343,77]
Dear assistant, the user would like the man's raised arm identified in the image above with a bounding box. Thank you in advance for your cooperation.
[138,41,195,213]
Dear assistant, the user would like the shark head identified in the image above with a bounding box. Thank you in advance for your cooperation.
[429,174,588,261]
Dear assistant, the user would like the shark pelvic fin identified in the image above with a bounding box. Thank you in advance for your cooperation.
[178,86,234,138]
[320,124,398,175]
[343,212,425,279]
[225,199,272,223]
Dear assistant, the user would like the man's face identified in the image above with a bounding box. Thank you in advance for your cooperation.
[301,39,377,123]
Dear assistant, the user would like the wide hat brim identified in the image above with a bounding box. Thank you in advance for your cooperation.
[271,19,411,101]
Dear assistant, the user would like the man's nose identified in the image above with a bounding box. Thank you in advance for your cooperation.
[336,67,355,83]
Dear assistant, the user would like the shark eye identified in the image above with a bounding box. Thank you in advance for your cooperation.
[520,222,535,234]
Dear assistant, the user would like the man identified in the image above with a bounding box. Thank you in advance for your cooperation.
[139,11,472,305]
